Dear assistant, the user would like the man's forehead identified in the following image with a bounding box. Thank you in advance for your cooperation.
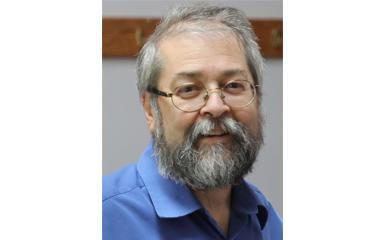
[158,32,245,65]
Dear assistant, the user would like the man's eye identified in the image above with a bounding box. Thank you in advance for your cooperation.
[224,81,246,94]
[179,85,196,93]
[175,85,201,98]
[226,82,242,89]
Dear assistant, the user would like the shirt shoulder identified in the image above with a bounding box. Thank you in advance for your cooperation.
[102,163,144,202]
[103,163,163,240]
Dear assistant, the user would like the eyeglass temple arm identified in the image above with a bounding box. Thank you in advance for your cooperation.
[146,87,173,97]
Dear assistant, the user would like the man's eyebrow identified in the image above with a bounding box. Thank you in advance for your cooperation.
[221,69,248,79]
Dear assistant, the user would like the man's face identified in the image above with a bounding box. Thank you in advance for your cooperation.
[143,31,263,189]
[152,33,261,147]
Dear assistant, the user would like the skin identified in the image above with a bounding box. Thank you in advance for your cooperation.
[141,32,261,235]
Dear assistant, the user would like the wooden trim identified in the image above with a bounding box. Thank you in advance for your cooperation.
[103,18,282,58]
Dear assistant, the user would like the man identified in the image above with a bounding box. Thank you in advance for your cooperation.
[103,3,282,240]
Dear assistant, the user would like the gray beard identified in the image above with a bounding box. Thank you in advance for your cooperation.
[152,114,263,190]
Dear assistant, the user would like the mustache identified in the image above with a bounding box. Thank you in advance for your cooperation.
[184,116,249,147]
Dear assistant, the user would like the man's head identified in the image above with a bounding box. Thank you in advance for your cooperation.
[137,3,264,190]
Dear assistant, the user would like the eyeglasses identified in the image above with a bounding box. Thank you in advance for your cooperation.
[147,80,259,112]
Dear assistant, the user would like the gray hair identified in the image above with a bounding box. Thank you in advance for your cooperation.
[136,2,264,98]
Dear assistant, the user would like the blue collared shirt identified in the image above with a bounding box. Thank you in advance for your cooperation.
[103,144,282,240]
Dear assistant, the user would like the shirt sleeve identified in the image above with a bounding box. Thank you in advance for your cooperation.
[103,194,154,240]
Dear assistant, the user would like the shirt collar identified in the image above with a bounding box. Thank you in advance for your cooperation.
[137,143,201,218]
[231,180,265,214]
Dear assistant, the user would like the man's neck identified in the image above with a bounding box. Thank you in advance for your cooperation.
[193,187,232,235]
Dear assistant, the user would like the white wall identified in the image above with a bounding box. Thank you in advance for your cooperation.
[103,0,283,215]
[103,0,283,19]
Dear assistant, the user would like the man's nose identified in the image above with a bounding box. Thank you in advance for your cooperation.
[199,90,230,118]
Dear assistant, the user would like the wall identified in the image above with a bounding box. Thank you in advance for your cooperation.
[103,0,283,215]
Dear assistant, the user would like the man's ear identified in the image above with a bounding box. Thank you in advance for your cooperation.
[141,92,156,133]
